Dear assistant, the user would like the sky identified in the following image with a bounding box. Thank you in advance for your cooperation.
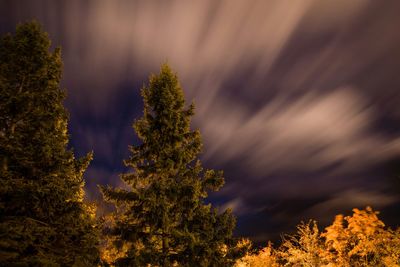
[1,0,400,244]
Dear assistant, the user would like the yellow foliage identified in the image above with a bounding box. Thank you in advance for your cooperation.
[322,214,350,266]
[235,242,279,267]
[322,206,396,266]
[279,220,327,266]
[235,207,400,267]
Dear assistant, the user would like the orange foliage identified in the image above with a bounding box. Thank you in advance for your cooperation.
[236,207,400,267]
[235,242,279,267]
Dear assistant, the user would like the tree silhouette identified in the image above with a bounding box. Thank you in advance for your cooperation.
[102,64,244,266]
[0,22,100,266]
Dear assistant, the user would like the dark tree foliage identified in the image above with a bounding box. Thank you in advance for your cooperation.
[102,65,244,266]
[0,22,100,266]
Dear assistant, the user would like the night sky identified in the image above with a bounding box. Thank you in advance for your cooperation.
[2,0,400,244]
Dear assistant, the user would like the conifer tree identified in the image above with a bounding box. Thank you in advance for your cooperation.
[0,22,100,266]
[102,65,243,266]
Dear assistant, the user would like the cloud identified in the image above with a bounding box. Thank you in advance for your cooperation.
[202,88,400,176]
[2,0,319,113]
[305,190,398,225]
[6,1,399,177]
[3,0,400,242]
[220,197,265,216]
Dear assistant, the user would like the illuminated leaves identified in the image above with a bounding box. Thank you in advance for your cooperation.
[236,241,279,267]
[322,207,390,265]
[280,220,326,266]
[236,207,400,267]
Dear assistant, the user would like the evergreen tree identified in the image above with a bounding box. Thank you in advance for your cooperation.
[102,65,243,266]
[0,22,100,266]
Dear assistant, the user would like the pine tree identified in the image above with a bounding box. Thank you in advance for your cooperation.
[101,65,242,266]
[0,22,100,266]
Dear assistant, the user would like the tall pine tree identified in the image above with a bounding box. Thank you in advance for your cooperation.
[102,65,244,266]
[0,22,100,266]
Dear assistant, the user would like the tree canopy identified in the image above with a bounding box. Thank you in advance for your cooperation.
[0,21,100,266]
[235,207,400,267]
[101,64,245,266]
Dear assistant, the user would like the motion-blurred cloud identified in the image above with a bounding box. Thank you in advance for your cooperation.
[2,0,400,242]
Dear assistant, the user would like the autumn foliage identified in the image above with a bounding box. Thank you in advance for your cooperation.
[236,207,400,267]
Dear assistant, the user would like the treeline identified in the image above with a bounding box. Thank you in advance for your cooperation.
[0,22,399,267]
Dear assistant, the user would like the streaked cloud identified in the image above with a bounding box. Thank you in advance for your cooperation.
[305,189,398,224]
[202,88,400,176]
[2,0,400,241]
